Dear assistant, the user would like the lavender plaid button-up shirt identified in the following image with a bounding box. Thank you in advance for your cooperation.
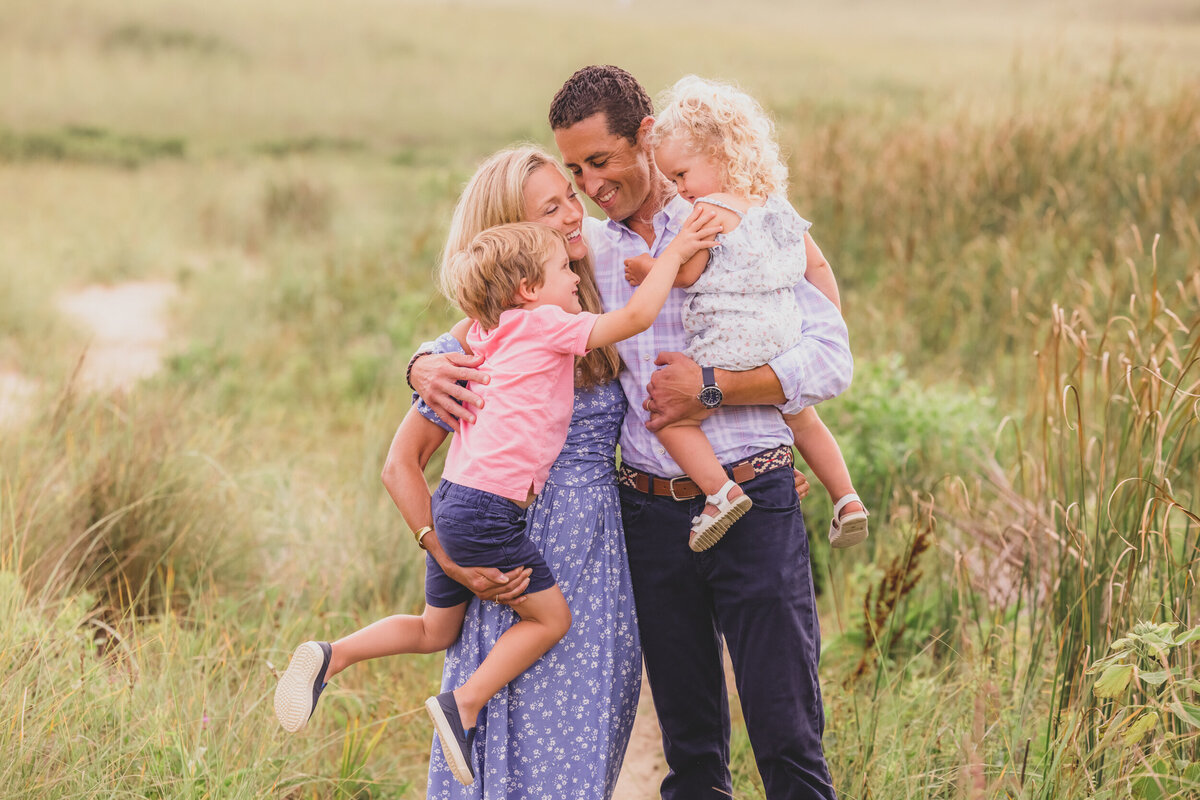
[586,195,853,477]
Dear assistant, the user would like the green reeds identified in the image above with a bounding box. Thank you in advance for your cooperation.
[1027,245,1200,798]
[825,236,1197,800]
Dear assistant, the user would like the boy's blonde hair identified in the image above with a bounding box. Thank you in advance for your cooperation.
[449,222,567,330]
[651,75,788,199]
[439,145,620,387]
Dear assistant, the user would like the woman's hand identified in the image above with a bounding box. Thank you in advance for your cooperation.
[424,530,532,606]
[444,562,533,606]
[410,351,489,432]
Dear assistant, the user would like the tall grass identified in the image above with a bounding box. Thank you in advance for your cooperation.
[788,80,1200,386]
[2,386,249,617]
[1023,249,1199,798]
[821,248,1199,799]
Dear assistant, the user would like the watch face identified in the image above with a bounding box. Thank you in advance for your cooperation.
[699,385,723,408]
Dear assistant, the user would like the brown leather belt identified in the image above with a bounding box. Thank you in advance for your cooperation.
[616,445,794,501]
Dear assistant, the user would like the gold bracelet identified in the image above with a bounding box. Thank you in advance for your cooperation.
[414,525,433,549]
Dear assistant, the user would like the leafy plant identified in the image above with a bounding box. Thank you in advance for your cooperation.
[1083,622,1200,798]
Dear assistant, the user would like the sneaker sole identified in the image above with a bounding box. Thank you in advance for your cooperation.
[274,641,325,733]
[829,515,869,549]
[689,495,753,552]
[426,696,474,786]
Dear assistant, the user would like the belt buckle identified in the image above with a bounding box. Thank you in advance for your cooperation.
[667,476,690,501]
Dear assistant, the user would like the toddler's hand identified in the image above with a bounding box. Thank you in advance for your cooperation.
[623,254,655,286]
[663,205,721,263]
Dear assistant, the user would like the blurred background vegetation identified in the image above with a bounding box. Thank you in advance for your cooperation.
[0,0,1197,797]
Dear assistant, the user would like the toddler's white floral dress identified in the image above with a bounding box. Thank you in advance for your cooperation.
[683,193,811,371]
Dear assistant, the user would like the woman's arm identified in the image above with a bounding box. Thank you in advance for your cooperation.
[448,318,473,350]
[381,405,531,603]
[380,405,446,534]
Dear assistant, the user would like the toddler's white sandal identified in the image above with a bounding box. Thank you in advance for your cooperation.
[828,493,869,549]
[689,480,753,552]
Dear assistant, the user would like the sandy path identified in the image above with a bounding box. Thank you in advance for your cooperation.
[0,370,39,426]
[613,670,667,800]
[55,281,178,391]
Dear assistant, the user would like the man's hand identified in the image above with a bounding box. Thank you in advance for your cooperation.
[444,563,533,606]
[792,468,810,501]
[623,253,655,286]
[644,351,705,432]
[410,352,489,432]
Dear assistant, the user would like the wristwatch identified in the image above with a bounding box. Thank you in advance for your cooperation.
[698,366,723,409]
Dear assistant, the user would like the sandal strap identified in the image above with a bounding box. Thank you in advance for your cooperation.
[833,493,868,517]
[704,480,741,511]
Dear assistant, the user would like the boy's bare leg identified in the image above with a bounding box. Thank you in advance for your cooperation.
[450,585,571,725]
[786,407,863,515]
[657,419,745,519]
[326,604,468,680]
[276,604,469,734]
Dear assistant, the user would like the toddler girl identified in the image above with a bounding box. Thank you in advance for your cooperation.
[275,219,715,785]
[625,75,869,552]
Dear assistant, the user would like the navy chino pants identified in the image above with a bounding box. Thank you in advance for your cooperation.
[620,464,837,800]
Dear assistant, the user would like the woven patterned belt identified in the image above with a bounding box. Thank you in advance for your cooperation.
[616,445,794,501]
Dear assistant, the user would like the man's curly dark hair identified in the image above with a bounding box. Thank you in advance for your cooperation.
[548,65,653,145]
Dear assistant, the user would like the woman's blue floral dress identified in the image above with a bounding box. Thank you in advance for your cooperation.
[417,336,641,799]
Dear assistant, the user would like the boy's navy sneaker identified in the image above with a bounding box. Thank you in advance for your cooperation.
[425,691,476,785]
[274,641,332,733]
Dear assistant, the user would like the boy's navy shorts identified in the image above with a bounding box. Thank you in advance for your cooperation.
[424,479,556,608]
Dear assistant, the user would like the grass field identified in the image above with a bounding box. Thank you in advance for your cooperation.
[1,1,1198,797]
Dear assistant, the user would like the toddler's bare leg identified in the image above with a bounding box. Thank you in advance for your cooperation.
[785,407,863,513]
[327,604,467,679]
[787,407,869,546]
[450,585,571,725]
[656,419,745,519]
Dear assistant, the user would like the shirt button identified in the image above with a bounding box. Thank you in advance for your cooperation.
[655,446,665,455]
[642,354,651,361]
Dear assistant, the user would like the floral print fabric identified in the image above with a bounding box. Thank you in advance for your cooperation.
[684,193,814,371]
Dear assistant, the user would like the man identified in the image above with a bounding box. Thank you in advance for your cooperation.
[413,66,850,799]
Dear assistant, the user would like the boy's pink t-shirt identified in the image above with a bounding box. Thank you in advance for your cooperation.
[442,304,599,503]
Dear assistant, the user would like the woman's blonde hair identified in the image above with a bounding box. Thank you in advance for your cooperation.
[439,145,620,388]
[650,75,788,199]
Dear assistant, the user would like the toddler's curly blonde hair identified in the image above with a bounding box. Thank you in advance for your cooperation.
[651,75,788,199]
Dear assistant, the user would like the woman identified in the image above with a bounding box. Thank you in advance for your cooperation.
[390,146,640,798]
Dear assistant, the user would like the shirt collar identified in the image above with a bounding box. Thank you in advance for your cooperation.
[603,193,692,242]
